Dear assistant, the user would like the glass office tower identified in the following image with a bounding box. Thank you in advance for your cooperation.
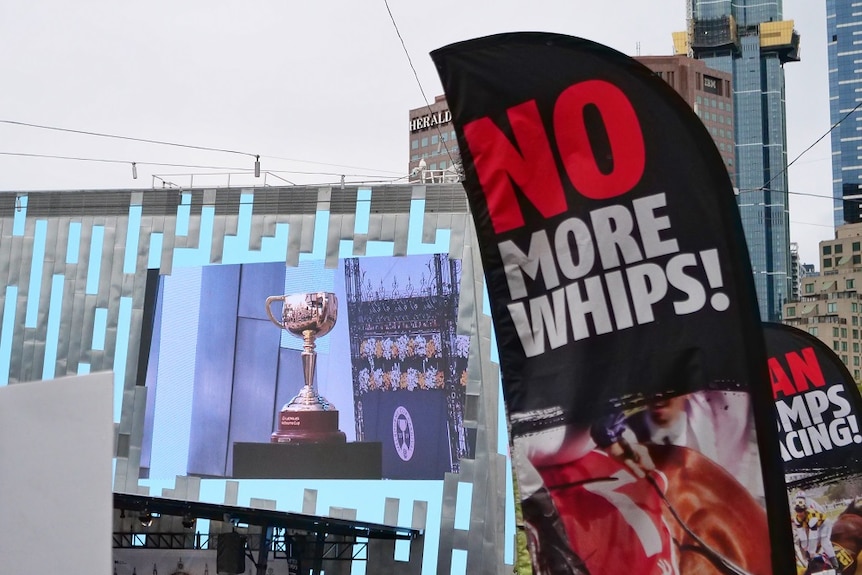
[682,1,800,321]
[827,1,862,226]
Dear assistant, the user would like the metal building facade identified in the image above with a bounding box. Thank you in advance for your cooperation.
[0,184,513,575]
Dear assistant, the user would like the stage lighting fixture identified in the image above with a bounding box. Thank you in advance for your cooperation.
[139,510,155,527]
[182,513,196,529]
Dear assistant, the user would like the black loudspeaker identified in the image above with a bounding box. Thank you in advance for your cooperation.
[217,532,247,574]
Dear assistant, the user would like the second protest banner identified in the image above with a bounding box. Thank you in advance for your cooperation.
[765,322,862,573]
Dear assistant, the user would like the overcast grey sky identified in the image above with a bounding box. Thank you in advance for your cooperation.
[0,1,832,264]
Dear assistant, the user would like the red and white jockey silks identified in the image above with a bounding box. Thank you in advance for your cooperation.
[537,449,679,575]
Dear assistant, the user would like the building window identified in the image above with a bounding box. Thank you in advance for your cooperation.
[854,329,859,339]
[431,135,439,145]
[854,303,859,313]
[855,255,862,265]
[805,283,814,294]
[828,302,838,313]
[855,356,860,366]
[824,258,832,268]
[835,341,841,351]
[824,245,832,255]
[843,327,849,338]
[835,326,841,337]
[849,279,856,290]
[411,140,419,150]
[854,316,859,326]
[854,241,860,251]
[855,342,859,353]
[836,244,844,254]
[843,341,848,352]
[786,306,796,317]
[809,327,819,336]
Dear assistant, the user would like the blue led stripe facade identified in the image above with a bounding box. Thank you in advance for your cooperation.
[827,0,862,225]
[0,184,510,575]
[689,0,797,321]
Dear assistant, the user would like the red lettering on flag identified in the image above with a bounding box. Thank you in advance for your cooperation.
[769,357,796,400]
[786,347,825,393]
[554,80,645,200]
[462,100,567,234]
[769,347,826,399]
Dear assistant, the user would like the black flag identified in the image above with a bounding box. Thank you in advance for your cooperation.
[764,322,862,482]
[764,322,862,573]
[432,33,792,575]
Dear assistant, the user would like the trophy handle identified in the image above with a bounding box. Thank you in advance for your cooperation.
[265,295,286,329]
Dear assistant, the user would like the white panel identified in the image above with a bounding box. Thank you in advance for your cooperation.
[0,371,113,575]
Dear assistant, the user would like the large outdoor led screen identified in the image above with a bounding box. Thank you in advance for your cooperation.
[140,253,472,481]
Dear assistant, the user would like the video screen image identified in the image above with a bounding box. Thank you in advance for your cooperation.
[139,253,473,480]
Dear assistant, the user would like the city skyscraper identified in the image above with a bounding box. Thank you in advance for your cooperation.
[827,0,862,225]
[634,55,735,177]
[783,223,862,383]
[408,95,460,183]
[677,2,800,321]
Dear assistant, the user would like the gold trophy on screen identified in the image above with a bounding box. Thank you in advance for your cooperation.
[265,292,346,443]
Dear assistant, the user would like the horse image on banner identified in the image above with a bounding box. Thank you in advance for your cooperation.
[432,33,794,574]
[764,322,862,575]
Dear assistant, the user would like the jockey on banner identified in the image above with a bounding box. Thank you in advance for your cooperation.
[516,391,761,575]
[515,410,679,575]
[792,491,838,571]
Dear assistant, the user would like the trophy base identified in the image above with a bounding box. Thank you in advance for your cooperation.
[270,409,347,444]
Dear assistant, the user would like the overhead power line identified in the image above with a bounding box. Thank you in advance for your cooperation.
[260,154,403,175]
[761,99,862,191]
[382,0,457,170]
[0,151,403,184]
[0,119,257,159]
[0,118,264,177]
[0,119,404,178]
[742,186,862,208]
[0,151,247,171]
[791,220,834,229]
